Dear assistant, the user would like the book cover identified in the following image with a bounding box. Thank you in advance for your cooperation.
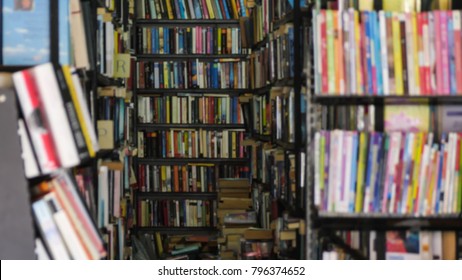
[2,0,50,65]
[384,105,430,132]
[386,230,422,260]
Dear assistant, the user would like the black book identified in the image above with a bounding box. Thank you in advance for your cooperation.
[54,65,90,161]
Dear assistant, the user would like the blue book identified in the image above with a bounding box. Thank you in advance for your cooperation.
[2,0,50,65]
[214,0,223,20]
[364,133,376,212]
[239,0,247,17]
[364,12,374,94]
[164,28,170,54]
[222,0,231,19]
[447,14,457,94]
[349,132,359,213]
[229,63,234,88]
[193,0,202,19]
[372,11,384,95]
[288,26,295,78]
[373,133,384,212]
[152,28,157,54]
[178,28,183,54]
[178,0,186,19]
[59,0,70,65]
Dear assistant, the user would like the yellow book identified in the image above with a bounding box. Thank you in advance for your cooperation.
[355,132,368,212]
[326,10,335,93]
[155,232,163,256]
[206,0,215,19]
[165,0,174,19]
[217,27,222,54]
[230,0,239,19]
[354,10,363,94]
[62,66,96,157]
[161,166,167,192]
[146,28,151,54]
[163,62,169,88]
[392,13,404,95]
[410,133,424,213]
[411,12,420,94]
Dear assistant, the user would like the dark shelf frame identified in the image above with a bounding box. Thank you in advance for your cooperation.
[133,227,218,234]
[137,158,248,165]
[312,95,462,105]
[137,192,217,200]
[137,123,245,130]
[136,88,249,95]
[314,212,462,231]
[135,19,240,26]
[136,54,248,60]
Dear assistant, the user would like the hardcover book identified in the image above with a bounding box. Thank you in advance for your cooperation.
[2,0,50,65]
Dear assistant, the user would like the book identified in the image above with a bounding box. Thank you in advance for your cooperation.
[2,0,50,65]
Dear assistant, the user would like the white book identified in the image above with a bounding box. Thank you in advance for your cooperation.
[341,132,353,213]
[44,192,89,260]
[70,0,90,69]
[98,165,109,228]
[34,238,50,260]
[405,13,416,95]
[17,119,40,178]
[335,131,344,212]
[379,11,389,94]
[32,199,71,260]
[32,63,80,168]
[314,132,321,207]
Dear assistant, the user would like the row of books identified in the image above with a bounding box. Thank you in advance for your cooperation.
[137,26,244,55]
[137,199,216,227]
[136,0,250,20]
[97,162,126,229]
[1,0,91,69]
[245,140,298,204]
[137,129,247,159]
[137,164,217,193]
[314,130,462,215]
[97,87,132,147]
[313,9,462,95]
[136,60,249,89]
[320,230,459,260]
[137,95,244,124]
[31,171,106,260]
[318,104,376,132]
[249,23,295,89]
[13,63,99,178]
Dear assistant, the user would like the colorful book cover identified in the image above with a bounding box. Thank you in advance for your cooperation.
[447,11,457,94]
[384,105,430,132]
[440,11,450,95]
[2,0,50,65]
[386,230,422,260]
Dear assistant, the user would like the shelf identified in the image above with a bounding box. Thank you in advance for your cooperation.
[136,19,240,26]
[136,54,248,60]
[253,133,271,142]
[133,227,218,234]
[278,199,304,218]
[0,65,33,72]
[136,88,248,95]
[137,192,217,200]
[137,123,245,130]
[312,95,462,105]
[137,158,248,165]
[275,140,296,151]
[252,84,272,95]
[315,212,462,230]
[251,36,269,51]
[272,8,309,30]
[97,73,124,87]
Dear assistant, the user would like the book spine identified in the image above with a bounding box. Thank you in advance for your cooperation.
[454,11,462,94]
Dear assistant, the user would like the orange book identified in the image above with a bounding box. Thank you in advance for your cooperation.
[173,165,180,192]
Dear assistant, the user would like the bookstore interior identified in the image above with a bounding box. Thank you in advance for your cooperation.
[1,0,462,261]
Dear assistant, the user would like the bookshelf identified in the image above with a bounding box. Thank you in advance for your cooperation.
[0,0,134,260]
[132,0,250,259]
[306,0,462,260]
[240,0,309,259]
